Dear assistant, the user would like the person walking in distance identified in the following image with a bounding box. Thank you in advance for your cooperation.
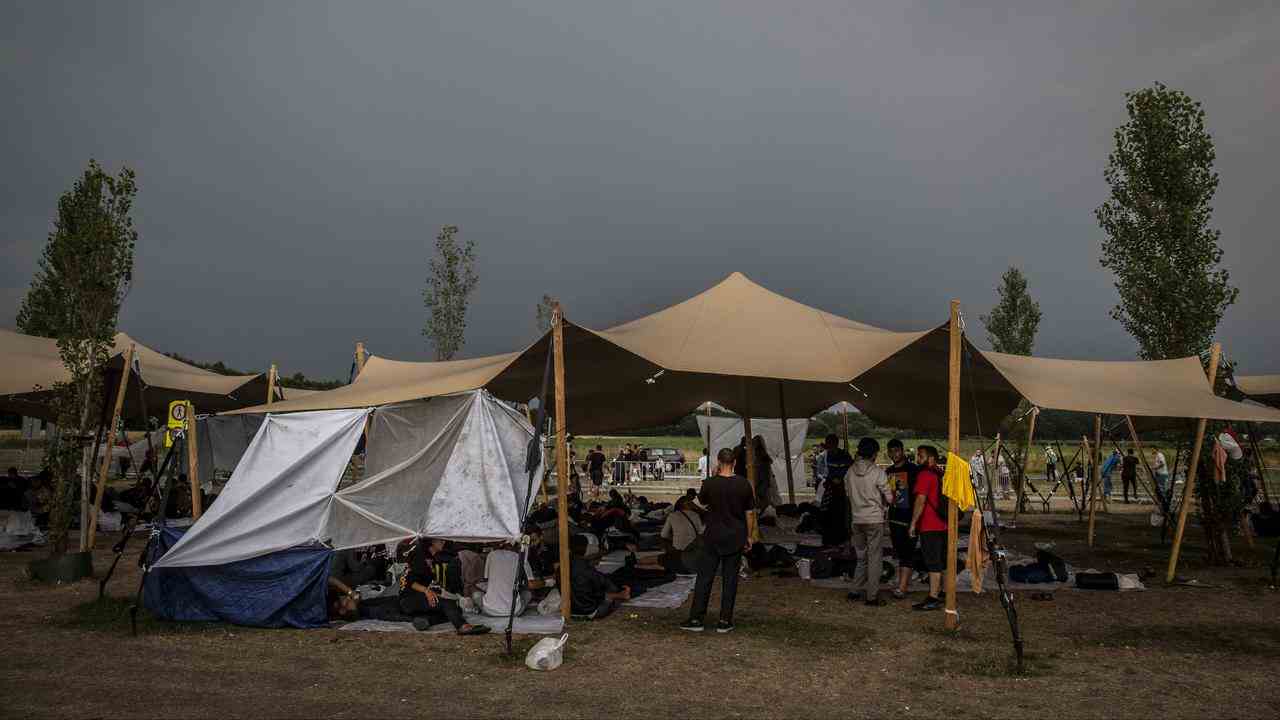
[681,447,756,634]
[846,437,892,606]
[1121,448,1140,504]
[587,444,607,500]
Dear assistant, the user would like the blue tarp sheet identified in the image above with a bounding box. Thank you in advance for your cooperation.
[144,526,333,628]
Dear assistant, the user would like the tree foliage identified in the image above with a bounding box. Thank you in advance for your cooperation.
[17,160,137,554]
[535,294,557,334]
[421,225,478,361]
[980,266,1041,356]
[1096,83,1237,360]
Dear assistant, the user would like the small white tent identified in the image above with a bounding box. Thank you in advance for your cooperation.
[696,416,810,503]
[155,390,540,569]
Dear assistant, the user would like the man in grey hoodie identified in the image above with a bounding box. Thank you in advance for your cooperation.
[846,437,892,606]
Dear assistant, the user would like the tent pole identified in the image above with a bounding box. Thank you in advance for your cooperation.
[704,402,712,481]
[266,363,278,405]
[88,344,135,547]
[354,342,368,376]
[944,299,961,632]
[743,379,760,543]
[1124,417,1163,511]
[1167,342,1222,583]
[1087,415,1102,546]
[1012,408,1037,521]
[842,404,849,449]
[185,401,202,520]
[778,382,795,505]
[551,304,573,620]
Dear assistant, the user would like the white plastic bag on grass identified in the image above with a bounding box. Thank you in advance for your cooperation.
[537,589,561,616]
[525,633,568,671]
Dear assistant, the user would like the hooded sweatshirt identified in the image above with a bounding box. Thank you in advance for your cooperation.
[846,457,890,524]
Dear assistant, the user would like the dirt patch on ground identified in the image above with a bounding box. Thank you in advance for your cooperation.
[3,510,1280,719]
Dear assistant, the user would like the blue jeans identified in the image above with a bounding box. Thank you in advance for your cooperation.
[1103,473,1113,496]
[1155,473,1169,499]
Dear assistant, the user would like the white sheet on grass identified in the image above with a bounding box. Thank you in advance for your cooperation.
[339,613,565,635]
[154,391,541,569]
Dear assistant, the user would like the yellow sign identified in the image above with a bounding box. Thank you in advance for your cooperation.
[166,400,188,448]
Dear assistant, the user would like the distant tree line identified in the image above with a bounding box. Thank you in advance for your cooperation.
[162,352,345,390]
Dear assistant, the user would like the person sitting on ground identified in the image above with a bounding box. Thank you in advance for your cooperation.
[885,438,919,600]
[568,534,631,619]
[655,495,703,574]
[398,537,490,635]
[846,437,891,606]
[908,445,947,611]
[479,544,556,617]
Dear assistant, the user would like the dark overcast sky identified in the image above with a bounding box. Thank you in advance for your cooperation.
[3,1,1277,379]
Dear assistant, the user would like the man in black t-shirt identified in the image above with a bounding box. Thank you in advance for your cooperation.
[398,538,489,635]
[884,438,919,600]
[568,534,631,618]
[1121,449,1140,503]
[587,445,607,490]
[681,447,756,634]
[819,434,853,547]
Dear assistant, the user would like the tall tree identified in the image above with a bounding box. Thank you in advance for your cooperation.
[1096,82,1238,361]
[421,225,478,361]
[18,160,136,554]
[980,267,1042,356]
[535,294,557,334]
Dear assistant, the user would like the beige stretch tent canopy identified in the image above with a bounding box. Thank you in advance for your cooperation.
[1236,375,1280,410]
[981,352,1280,425]
[0,328,276,421]
[229,272,1022,433]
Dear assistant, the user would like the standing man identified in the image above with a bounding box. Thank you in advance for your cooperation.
[1101,449,1121,499]
[681,447,756,633]
[819,434,853,547]
[908,445,946,612]
[1121,449,1140,503]
[697,448,710,478]
[846,438,891,606]
[1044,445,1058,485]
[885,438,919,600]
[1152,449,1170,503]
[587,444,607,500]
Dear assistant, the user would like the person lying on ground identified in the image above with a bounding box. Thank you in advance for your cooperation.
[908,445,946,612]
[568,534,631,619]
[398,537,490,635]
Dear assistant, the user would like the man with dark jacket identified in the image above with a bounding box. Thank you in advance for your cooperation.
[568,534,631,619]
[398,538,490,635]
[681,447,756,634]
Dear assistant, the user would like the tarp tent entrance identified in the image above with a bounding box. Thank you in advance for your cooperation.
[145,390,541,627]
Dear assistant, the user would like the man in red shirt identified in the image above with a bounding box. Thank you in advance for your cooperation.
[908,445,946,611]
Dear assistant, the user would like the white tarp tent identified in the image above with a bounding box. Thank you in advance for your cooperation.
[696,416,810,502]
[155,391,540,569]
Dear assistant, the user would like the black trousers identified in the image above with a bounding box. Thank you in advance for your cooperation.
[689,546,743,623]
[398,592,466,630]
[1122,475,1138,502]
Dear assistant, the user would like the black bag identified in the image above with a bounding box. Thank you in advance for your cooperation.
[1075,572,1119,591]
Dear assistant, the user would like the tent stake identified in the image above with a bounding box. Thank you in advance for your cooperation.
[1012,408,1037,521]
[551,305,573,620]
[1167,342,1221,583]
[944,299,961,632]
[778,382,795,505]
[1087,415,1102,546]
[88,343,135,547]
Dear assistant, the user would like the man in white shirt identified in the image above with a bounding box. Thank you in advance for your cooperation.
[479,548,554,617]
[697,448,710,478]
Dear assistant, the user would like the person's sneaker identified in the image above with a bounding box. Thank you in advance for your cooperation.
[890,589,907,600]
[845,591,864,602]
[679,618,705,632]
[912,596,943,611]
[716,620,735,633]
[864,597,886,607]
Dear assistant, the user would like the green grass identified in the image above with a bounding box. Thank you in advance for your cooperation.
[60,594,223,636]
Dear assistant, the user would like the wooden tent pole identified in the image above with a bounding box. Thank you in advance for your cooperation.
[842,404,849,449]
[266,363,278,405]
[1087,415,1103,546]
[551,304,572,619]
[944,299,961,631]
[743,379,760,542]
[1167,342,1222,583]
[355,341,367,376]
[704,402,713,480]
[778,382,796,505]
[185,400,203,520]
[88,343,135,548]
[1012,408,1037,521]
